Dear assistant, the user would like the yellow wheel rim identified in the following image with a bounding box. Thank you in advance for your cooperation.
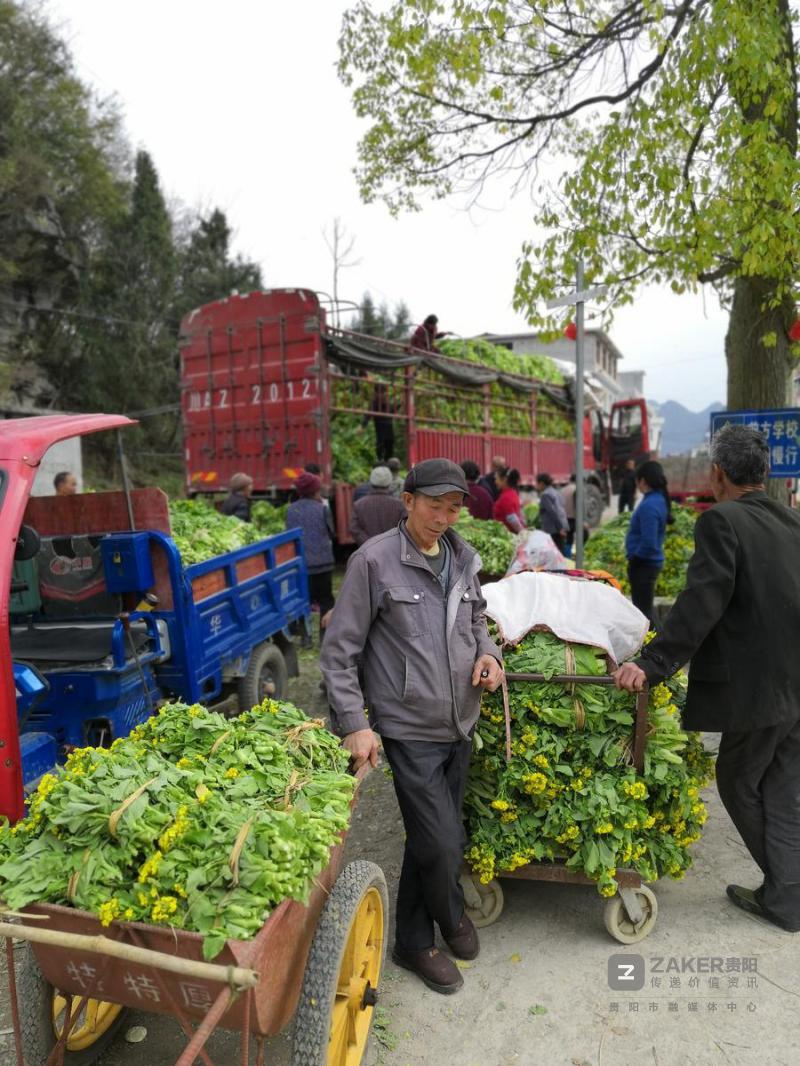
[52,991,123,1052]
[327,886,384,1066]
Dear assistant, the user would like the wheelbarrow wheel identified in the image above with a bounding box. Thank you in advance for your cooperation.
[603,885,658,944]
[238,641,288,710]
[460,872,504,928]
[293,860,388,1066]
[13,941,127,1065]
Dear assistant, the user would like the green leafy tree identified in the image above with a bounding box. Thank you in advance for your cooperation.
[339,0,800,421]
[65,150,178,462]
[176,208,262,316]
[0,0,125,401]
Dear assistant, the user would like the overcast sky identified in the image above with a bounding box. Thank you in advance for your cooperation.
[47,0,727,411]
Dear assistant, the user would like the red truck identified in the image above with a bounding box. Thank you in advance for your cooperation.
[179,289,651,538]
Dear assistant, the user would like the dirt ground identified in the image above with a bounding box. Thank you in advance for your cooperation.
[3,641,800,1066]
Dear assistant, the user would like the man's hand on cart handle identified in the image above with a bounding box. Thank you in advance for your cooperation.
[473,655,504,692]
[612,662,647,692]
[343,728,380,771]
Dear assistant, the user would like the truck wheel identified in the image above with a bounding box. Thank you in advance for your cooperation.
[584,484,605,528]
[12,942,127,1066]
[237,641,288,711]
[292,861,387,1066]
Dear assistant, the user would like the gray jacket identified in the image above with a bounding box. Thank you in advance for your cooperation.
[320,522,501,743]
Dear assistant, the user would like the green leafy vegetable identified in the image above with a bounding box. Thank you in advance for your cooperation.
[0,701,354,960]
[455,514,516,576]
[465,631,714,898]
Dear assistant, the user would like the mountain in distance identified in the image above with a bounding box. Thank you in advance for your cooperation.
[650,399,724,456]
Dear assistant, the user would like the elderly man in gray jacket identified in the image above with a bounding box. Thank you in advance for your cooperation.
[321,458,503,995]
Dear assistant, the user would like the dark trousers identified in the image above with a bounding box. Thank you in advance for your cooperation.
[628,557,661,627]
[308,570,335,642]
[619,494,634,514]
[381,736,472,951]
[374,417,394,462]
[716,720,800,929]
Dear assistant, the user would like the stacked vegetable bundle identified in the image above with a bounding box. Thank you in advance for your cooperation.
[454,514,516,577]
[169,499,263,565]
[0,701,355,960]
[584,506,698,597]
[167,499,290,566]
[465,632,714,897]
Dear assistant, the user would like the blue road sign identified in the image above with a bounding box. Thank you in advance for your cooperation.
[710,409,800,478]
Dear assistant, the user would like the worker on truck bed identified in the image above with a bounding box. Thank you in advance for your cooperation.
[220,472,253,521]
[410,314,447,353]
[322,458,504,996]
[614,424,800,934]
[350,466,406,546]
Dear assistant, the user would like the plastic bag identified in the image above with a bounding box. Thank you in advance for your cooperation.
[506,529,568,575]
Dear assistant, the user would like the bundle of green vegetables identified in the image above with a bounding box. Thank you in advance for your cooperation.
[0,701,355,960]
[251,500,288,536]
[465,631,714,897]
[454,514,516,576]
[168,499,262,565]
[523,502,540,527]
[583,505,697,597]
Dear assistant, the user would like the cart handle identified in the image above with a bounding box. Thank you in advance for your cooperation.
[504,673,645,686]
[0,922,259,988]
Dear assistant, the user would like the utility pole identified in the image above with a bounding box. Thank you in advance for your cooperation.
[546,261,607,569]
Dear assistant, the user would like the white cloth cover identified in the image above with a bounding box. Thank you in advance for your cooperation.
[482,570,648,665]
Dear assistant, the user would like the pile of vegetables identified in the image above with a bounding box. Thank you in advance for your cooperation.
[251,501,288,536]
[0,701,355,960]
[169,499,262,565]
[465,631,714,897]
[327,337,573,479]
[523,501,540,527]
[584,506,698,597]
[454,514,516,576]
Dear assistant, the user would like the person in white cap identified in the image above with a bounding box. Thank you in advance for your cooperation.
[349,465,406,545]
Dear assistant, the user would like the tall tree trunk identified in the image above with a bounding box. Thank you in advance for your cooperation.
[725,275,793,501]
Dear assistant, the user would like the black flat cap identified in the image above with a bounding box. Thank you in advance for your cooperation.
[403,458,469,496]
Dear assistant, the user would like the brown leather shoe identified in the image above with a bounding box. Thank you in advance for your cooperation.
[392,946,464,994]
[443,913,480,960]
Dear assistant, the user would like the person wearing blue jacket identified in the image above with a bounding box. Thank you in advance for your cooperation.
[625,460,672,625]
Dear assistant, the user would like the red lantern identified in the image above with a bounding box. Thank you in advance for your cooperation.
[564,321,577,340]
[789,319,800,342]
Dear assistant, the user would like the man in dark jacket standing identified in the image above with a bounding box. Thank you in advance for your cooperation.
[321,459,504,994]
[614,424,800,933]
[349,465,406,545]
[220,472,253,521]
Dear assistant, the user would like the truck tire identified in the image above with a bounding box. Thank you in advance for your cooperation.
[12,942,127,1066]
[585,484,605,529]
[292,861,388,1066]
[237,641,288,711]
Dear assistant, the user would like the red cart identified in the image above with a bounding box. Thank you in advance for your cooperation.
[2,769,387,1066]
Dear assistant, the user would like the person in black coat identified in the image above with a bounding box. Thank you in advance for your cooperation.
[614,423,800,933]
[220,472,253,521]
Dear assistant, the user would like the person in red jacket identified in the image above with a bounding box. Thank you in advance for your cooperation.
[410,314,447,353]
[493,468,524,533]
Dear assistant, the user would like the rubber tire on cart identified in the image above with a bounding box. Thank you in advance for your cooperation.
[13,941,128,1066]
[237,641,288,711]
[292,860,388,1066]
[584,484,605,529]
[460,872,505,929]
[603,885,659,944]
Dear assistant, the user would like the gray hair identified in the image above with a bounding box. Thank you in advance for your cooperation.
[710,423,769,485]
